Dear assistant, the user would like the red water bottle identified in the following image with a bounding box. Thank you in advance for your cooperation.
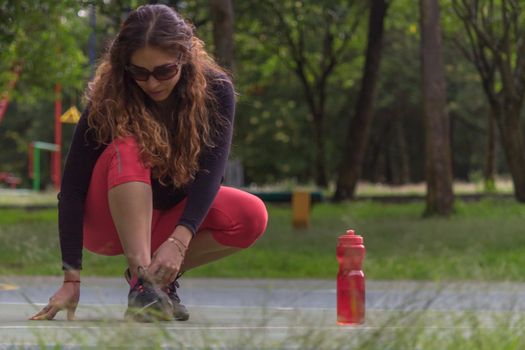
[337,229,365,325]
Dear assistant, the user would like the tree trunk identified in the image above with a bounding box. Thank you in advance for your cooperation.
[374,151,387,183]
[333,0,388,201]
[497,104,525,201]
[392,113,410,185]
[312,111,328,187]
[371,119,390,183]
[209,0,235,72]
[420,0,454,216]
[451,0,525,202]
[394,114,410,185]
[483,107,497,192]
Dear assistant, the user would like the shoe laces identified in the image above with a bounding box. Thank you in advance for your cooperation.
[131,277,159,300]
[165,280,181,303]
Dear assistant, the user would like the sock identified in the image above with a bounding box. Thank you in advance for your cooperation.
[129,275,139,288]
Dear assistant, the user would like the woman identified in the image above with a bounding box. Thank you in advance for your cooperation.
[30,4,268,322]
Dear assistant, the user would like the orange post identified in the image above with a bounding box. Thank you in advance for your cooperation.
[292,190,311,228]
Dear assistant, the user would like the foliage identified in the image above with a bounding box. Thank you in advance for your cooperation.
[0,1,90,182]
[0,0,524,190]
[234,0,367,185]
[0,0,90,103]
[3,199,525,280]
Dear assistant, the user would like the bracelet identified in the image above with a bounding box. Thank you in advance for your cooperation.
[167,236,188,249]
[167,237,186,258]
[63,280,81,283]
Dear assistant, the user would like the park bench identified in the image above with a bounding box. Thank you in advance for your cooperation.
[0,172,22,188]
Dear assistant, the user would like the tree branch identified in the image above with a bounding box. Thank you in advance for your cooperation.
[452,0,499,106]
[496,0,518,102]
[263,0,317,113]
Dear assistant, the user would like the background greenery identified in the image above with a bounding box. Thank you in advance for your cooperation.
[1,198,523,280]
[0,0,522,281]
[0,0,513,188]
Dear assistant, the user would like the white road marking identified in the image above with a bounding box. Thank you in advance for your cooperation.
[0,325,517,331]
[0,302,335,310]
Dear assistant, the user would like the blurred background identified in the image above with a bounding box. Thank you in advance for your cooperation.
[1,0,523,209]
[4,1,525,283]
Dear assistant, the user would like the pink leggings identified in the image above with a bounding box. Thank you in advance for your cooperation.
[82,137,268,256]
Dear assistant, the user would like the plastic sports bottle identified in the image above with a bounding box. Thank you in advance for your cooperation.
[336,229,365,325]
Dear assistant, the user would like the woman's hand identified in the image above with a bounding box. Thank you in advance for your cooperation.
[148,225,192,285]
[30,281,80,321]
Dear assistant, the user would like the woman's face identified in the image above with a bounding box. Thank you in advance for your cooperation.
[129,46,182,102]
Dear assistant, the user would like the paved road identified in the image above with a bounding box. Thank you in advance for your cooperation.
[1,277,525,349]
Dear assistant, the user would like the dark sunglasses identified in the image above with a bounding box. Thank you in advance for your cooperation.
[126,62,181,81]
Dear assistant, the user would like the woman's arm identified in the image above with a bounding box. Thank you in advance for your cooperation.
[31,108,104,321]
[177,78,235,234]
[148,79,235,284]
[58,109,105,270]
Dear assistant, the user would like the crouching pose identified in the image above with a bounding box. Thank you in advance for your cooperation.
[30,4,268,322]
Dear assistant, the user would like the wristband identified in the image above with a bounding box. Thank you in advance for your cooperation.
[63,280,81,283]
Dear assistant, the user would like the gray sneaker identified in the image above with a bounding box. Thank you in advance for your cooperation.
[164,279,190,321]
[124,269,173,322]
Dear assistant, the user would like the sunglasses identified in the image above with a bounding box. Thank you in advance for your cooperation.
[126,62,181,81]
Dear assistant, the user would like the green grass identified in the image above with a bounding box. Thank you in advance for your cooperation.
[0,189,57,206]
[6,307,525,349]
[2,199,525,280]
[7,309,525,349]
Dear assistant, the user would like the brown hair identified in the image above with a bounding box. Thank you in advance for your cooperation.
[86,4,230,187]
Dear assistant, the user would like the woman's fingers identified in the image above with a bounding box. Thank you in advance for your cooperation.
[30,304,59,320]
[45,306,60,320]
[30,304,52,318]
[167,272,178,284]
[148,264,177,285]
[154,264,179,284]
[154,267,170,285]
[67,306,77,321]
[29,305,49,320]
[29,283,80,321]
[30,298,77,321]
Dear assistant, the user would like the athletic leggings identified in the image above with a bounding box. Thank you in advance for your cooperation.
[82,137,268,256]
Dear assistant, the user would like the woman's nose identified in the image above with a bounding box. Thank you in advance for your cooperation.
[145,76,161,88]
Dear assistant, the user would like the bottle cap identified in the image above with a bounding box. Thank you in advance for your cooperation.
[339,229,363,245]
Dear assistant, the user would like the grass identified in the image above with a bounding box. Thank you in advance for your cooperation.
[354,178,514,196]
[0,189,57,206]
[6,307,525,349]
[2,186,525,349]
[2,198,525,280]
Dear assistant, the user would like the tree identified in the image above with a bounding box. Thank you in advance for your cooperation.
[452,0,525,201]
[333,0,389,200]
[209,0,235,73]
[0,0,515,189]
[0,1,89,184]
[0,1,89,104]
[241,0,364,187]
[420,0,454,216]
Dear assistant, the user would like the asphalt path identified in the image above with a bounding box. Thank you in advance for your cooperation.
[1,277,525,349]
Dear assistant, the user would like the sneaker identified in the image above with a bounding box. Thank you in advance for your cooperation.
[124,269,173,322]
[164,279,190,321]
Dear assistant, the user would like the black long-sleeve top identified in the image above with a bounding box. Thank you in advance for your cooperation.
[58,79,235,270]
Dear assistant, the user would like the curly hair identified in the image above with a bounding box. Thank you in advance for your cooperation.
[86,4,230,187]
